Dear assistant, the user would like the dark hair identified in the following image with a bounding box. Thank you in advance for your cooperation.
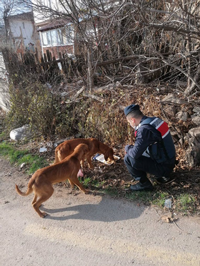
[127,109,143,119]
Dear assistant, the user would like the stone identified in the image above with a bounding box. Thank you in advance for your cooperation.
[193,106,200,114]
[192,116,200,126]
[185,145,200,167]
[188,127,200,138]
[176,111,188,121]
[185,126,200,166]
[10,125,32,141]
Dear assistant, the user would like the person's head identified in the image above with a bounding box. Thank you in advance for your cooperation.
[124,104,144,128]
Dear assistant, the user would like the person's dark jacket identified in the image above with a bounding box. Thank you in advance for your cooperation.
[125,116,176,164]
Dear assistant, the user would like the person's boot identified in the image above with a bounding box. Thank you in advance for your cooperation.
[129,180,153,191]
[156,175,175,184]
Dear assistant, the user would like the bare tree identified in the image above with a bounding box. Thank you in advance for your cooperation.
[15,0,200,95]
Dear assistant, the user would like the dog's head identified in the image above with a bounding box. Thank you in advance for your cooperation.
[104,147,115,162]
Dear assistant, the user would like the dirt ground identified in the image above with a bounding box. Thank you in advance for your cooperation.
[18,140,200,216]
[1,157,200,266]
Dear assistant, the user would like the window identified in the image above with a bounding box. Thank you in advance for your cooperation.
[57,28,64,45]
[41,25,74,46]
[46,31,51,44]
[51,30,57,45]
[42,31,51,46]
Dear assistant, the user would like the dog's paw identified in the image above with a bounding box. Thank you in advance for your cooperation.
[40,212,48,218]
[84,190,90,194]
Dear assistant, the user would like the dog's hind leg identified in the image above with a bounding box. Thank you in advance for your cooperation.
[33,185,54,218]
[32,194,43,208]
[32,194,37,205]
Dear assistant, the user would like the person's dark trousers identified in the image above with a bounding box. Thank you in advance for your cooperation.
[124,154,175,183]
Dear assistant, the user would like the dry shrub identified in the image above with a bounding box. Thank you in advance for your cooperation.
[5,82,55,139]
[5,82,130,144]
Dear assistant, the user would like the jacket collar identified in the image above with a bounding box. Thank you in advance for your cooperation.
[135,116,148,131]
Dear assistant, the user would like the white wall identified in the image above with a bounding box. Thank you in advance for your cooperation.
[32,0,66,25]
[0,52,10,112]
[9,19,35,47]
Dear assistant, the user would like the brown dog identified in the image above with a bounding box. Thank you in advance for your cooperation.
[15,143,89,218]
[54,138,115,168]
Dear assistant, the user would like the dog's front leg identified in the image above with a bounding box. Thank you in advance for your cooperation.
[80,159,84,168]
[87,156,94,169]
[70,175,90,194]
[68,179,76,194]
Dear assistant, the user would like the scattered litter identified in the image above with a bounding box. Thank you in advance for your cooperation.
[46,142,53,148]
[19,163,26,170]
[6,172,12,176]
[95,154,120,165]
[161,214,173,223]
[164,198,172,209]
[161,212,179,224]
[93,154,100,161]
[39,147,47,153]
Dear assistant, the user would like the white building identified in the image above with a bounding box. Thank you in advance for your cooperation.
[7,11,40,54]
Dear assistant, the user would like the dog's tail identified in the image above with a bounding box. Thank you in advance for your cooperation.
[15,178,34,196]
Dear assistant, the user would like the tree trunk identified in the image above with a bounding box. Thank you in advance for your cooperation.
[87,43,93,92]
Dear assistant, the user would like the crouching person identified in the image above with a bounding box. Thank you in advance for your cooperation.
[124,103,176,191]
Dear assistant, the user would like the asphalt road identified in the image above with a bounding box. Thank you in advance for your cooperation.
[0,158,200,266]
